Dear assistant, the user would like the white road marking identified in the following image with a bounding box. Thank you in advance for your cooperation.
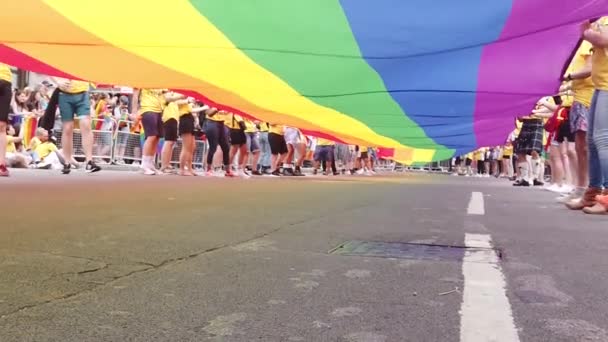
[460,233,519,342]
[467,192,485,215]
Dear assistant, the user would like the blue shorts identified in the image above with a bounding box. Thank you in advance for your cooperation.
[58,92,90,123]
[314,145,334,162]
[246,132,260,152]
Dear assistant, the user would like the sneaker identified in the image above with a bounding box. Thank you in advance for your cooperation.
[0,164,9,177]
[513,180,530,187]
[252,170,263,176]
[294,167,305,176]
[270,170,281,177]
[283,168,295,176]
[238,170,251,179]
[37,163,52,170]
[557,189,583,204]
[533,179,544,186]
[225,170,236,178]
[142,168,156,176]
[566,187,603,210]
[86,161,101,173]
[205,170,214,177]
[61,163,71,175]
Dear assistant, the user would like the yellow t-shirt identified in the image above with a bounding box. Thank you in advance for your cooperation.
[259,122,269,132]
[35,142,58,160]
[139,89,166,114]
[0,63,11,83]
[317,138,335,146]
[268,124,284,135]
[6,136,16,153]
[178,103,192,116]
[244,119,257,133]
[62,80,89,94]
[162,102,179,123]
[568,41,594,106]
[359,146,368,152]
[591,17,608,91]
[28,137,41,151]
[224,113,241,129]
[503,145,513,156]
[207,110,228,123]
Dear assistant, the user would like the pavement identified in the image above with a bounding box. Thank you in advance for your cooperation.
[0,169,607,342]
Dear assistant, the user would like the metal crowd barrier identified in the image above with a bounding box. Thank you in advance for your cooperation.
[169,139,208,170]
[55,118,117,162]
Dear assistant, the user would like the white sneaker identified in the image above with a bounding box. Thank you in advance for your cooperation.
[356,169,364,175]
[205,170,214,177]
[142,168,156,176]
[364,171,373,176]
[238,170,251,179]
[556,185,574,194]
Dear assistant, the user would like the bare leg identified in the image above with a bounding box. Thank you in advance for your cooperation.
[78,117,94,162]
[62,121,75,163]
[549,145,563,186]
[0,121,7,167]
[575,131,588,187]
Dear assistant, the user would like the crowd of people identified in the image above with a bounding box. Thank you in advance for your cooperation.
[450,18,608,215]
[2,17,608,215]
[0,77,382,177]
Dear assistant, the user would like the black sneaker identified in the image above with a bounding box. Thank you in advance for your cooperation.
[293,166,304,176]
[513,180,530,187]
[252,170,263,176]
[61,163,71,175]
[86,160,101,173]
[283,168,295,176]
[533,179,544,186]
[271,170,281,177]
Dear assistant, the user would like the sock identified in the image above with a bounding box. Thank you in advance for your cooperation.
[518,162,529,181]
[532,160,541,180]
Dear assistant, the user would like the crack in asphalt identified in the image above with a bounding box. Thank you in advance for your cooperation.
[0,200,377,320]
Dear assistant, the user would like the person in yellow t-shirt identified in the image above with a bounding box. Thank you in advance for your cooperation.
[203,108,233,177]
[226,113,250,178]
[133,88,185,175]
[256,122,271,173]
[0,63,12,176]
[502,142,514,179]
[314,137,336,175]
[159,100,180,173]
[562,41,593,196]
[50,76,100,174]
[576,17,608,213]
[177,98,207,176]
[268,124,288,176]
[243,119,262,176]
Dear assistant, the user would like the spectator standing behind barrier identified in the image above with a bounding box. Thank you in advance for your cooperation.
[0,62,12,176]
[113,96,130,164]
[11,89,33,136]
[50,76,101,174]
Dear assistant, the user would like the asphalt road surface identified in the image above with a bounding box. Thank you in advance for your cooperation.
[1,170,607,342]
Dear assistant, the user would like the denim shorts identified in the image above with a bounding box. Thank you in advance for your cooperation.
[58,92,90,122]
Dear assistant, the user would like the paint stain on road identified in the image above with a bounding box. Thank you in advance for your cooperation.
[345,269,371,278]
[294,280,320,291]
[343,332,387,342]
[545,319,608,341]
[515,275,573,305]
[331,307,362,317]
[268,299,287,305]
[202,312,247,337]
[231,239,277,252]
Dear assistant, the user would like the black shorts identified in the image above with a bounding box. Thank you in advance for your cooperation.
[555,119,575,143]
[360,151,369,159]
[0,80,11,123]
[230,128,247,146]
[454,156,462,165]
[268,132,288,155]
[141,112,163,139]
[163,118,178,142]
[179,114,195,135]
[465,158,472,166]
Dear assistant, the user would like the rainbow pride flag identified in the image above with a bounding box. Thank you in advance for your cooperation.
[0,1,604,164]
[20,116,39,147]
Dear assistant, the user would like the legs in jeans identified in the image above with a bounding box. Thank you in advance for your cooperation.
[587,90,608,189]
[259,132,271,169]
